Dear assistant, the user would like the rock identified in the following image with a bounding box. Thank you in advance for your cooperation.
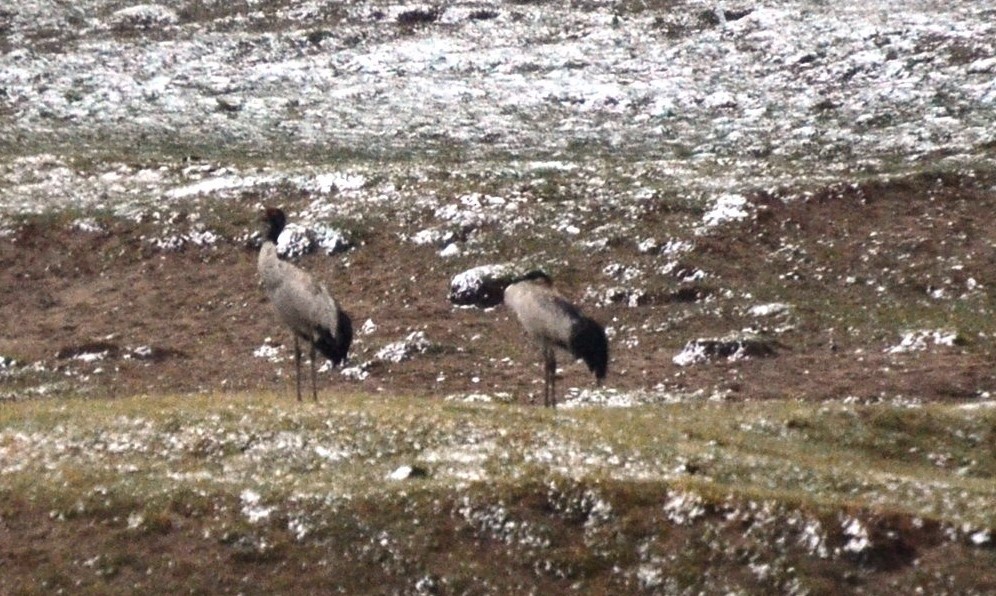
[56,341,120,360]
[276,223,351,258]
[276,223,313,258]
[748,303,792,317]
[439,243,461,257]
[215,96,243,113]
[698,7,754,27]
[110,5,178,31]
[668,285,712,303]
[312,224,352,255]
[396,7,440,26]
[387,464,429,480]
[449,263,526,307]
[467,9,499,21]
[673,335,778,366]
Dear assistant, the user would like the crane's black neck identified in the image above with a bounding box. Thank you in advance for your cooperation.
[263,209,287,244]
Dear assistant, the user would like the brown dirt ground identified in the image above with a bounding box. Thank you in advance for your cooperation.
[2,173,996,404]
[2,173,996,594]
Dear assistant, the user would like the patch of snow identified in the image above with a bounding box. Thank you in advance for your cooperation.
[636,238,658,254]
[749,303,792,317]
[186,226,219,247]
[409,228,454,247]
[73,351,108,363]
[72,218,104,233]
[240,489,275,524]
[660,239,694,255]
[130,346,153,359]
[663,490,706,525]
[840,517,872,554]
[166,175,257,199]
[560,387,647,409]
[375,331,431,363]
[957,400,996,411]
[126,512,144,530]
[444,392,516,404]
[674,334,777,366]
[439,243,461,257]
[387,465,417,481]
[339,365,370,381]
[312,224,351,255]
[276,223,314,258]
[360,319,377,335]
[698,193,751,232]
[672,341,711,367]
[885,329,962,354]
[314,445,349,462]
[312,172,366,193]
[636,564,665,589]
[253,340,283,362]
[585,286,647,308]
[800,519,829,558]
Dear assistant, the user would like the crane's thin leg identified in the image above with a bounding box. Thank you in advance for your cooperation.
[543,347,556,408]
[294,336,302,401]
[310,342,318,401]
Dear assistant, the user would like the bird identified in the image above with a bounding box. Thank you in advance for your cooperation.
[502,270,608,407]
[257,207,352,401]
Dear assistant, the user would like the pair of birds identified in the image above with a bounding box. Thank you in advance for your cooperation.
[257,207,608,407]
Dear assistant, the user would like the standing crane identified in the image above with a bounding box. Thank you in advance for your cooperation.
[257,207,352,401]
[502,271,608,407]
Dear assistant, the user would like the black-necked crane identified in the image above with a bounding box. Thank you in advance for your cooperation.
[502,270,608,407]
[257,207,353,401]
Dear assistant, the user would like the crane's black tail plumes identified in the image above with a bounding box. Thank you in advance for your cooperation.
[314,310,353,366]
[569,317,608,382]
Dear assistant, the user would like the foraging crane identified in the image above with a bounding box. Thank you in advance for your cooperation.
[503,271,608,407]
[257,207,352,401]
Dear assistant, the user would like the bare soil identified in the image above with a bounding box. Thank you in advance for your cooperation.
[2,173,995,405]
[2,173,996,593]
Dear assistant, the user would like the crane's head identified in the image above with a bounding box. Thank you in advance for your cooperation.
[260,207,287,243]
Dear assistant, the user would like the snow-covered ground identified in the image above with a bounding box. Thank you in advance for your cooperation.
[1,0,994,221]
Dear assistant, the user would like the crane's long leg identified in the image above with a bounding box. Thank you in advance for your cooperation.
[294,336,302,401]
[310,342,318,401]
[543,346,556,408]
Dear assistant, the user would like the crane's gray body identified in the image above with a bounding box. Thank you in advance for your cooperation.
[258,242,343,345]
[504,281,582,353]
[503,274,608,407]
[257,208,352,400]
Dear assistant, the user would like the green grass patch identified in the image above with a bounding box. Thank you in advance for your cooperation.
[2,391,994,527]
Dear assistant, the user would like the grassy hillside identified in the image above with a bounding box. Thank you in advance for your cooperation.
[2,393,994,593]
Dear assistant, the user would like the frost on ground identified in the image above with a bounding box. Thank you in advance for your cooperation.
[375,331,432,363]
[1,0,994,239]
[885,329,964,354]
[1,392,994,592]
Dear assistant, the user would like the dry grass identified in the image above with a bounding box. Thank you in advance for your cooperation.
[2,391,994,593]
